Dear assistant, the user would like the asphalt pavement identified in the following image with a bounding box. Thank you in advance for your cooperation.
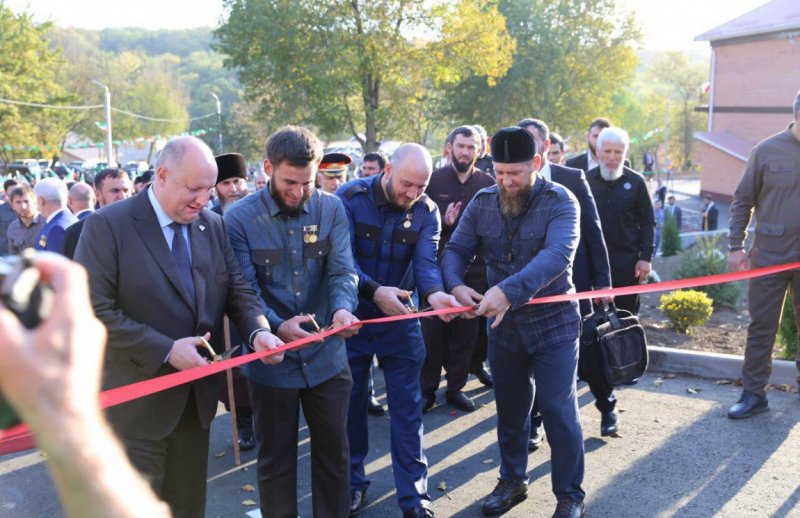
[2,367,799,518]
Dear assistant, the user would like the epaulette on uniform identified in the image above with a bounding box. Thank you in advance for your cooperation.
[343,182,369,199]
[420,194,437,213]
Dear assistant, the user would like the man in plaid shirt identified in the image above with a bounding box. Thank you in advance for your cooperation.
[442,127,586,518]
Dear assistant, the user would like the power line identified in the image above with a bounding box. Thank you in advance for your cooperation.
[0,98,103,110]
[0,98,217,123]
[111,108,217,123]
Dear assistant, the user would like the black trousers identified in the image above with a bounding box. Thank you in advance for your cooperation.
[123,389,209,518]
[610,261,641,315]
[420,314,480,395]
[249,368,353,518]
[470,316,489,373]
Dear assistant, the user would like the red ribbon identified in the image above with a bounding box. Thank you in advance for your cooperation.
[3,260,799,455]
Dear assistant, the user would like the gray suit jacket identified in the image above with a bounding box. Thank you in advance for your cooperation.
[74,187,267,440]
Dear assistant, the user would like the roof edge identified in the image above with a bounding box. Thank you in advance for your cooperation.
[693,133,749,161]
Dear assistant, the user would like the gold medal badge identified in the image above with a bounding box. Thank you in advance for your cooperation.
[303,225,319,244]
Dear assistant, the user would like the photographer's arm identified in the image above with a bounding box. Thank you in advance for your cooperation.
[0,253,170,518]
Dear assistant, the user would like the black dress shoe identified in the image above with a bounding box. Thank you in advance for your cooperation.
[481,478,528,516]
[349,489,366,516]
[727,390,769,419]
[528,425,544,452]
[403,505,435,517]
[446,391,476,412]
[423,393,436,414]
[473,367,494,388]
[238,426,256,451]
[553,498,585,518]
[368,395,386,416]
[600,410,618,437]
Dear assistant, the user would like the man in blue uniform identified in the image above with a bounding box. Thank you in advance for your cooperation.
[337,143,460,518]
[442,127,586,518]
[34,177,78,254]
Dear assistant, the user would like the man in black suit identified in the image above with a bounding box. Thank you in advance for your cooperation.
[566,118,630,173]
[74,136,284,518]
[702,195,718,231]
[62,168,132,259]
[519,119,615,441]
[585,127,654,438]
[586,127,654,315]
[665,195,682,230]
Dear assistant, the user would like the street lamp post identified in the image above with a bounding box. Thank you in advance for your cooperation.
[210,93,222,153]
[92,80,114,165]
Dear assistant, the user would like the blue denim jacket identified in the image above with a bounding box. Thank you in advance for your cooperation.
[225,187,358,388]
[442,178,581,351]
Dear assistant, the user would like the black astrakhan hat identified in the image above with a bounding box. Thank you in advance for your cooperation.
[214,153,248,184]
[490,126,537,164]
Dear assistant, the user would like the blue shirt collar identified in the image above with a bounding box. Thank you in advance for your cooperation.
[147,185,176,229]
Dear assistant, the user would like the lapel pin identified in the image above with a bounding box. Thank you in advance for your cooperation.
[199,224,206,231]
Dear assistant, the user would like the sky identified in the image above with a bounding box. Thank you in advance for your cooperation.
[6,0,771,52]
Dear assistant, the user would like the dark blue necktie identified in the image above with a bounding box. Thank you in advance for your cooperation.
[170,222,196,307]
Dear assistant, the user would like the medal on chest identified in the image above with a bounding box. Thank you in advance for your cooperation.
[38,235,47,248]
[402,213,413,229]
[303,225,319,244]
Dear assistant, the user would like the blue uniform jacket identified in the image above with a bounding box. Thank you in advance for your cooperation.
[35,209,78,253]
[442,178,581,351]
[336,174,444,321]
[225,187,358,388]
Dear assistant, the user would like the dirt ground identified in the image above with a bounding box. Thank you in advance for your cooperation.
[639,252,750,357]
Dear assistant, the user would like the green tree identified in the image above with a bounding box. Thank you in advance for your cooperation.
[778,293,798,360]
[444,0,640,138]
[0,5,73,164]
[214,0,515,151]
[661,213,681,256]
[645,51,706,170]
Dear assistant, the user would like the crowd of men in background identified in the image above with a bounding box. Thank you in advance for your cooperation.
[0,118,657,518]
[11,86,793,518]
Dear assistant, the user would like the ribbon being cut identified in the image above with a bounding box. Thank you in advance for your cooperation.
[2,260,799,455]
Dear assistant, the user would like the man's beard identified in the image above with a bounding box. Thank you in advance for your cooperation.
[589,141,597,157]
[270,180,310,217]
[220,191,246,211]
[599,163,623,181]
[451,154,475,174]
[385,176,416,211]
[498,183,533,218]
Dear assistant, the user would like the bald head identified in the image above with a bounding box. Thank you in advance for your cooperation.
[390,143,433,174]
[382,143,433,210]
[153,136,218,224]
[68,182,95,214]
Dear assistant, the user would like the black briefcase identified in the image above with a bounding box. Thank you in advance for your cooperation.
[579,303,648,387]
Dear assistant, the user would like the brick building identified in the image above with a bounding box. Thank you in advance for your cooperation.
[693,0,800,201]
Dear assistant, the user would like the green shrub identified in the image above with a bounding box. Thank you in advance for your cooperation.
[659,290,713,333]
[661,213,682,257]
[673,235,742,308]
[778,292,798,360]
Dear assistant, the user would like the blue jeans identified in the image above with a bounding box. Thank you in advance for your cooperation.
[489,325,585,502]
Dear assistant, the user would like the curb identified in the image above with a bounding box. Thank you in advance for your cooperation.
[648,345,798,386]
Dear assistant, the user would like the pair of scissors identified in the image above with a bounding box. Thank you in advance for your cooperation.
[197,338,242,362]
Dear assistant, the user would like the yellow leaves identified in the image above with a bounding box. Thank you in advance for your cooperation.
[658,290,713,333]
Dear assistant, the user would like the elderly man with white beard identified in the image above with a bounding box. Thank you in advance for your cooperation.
[585,127,655,316]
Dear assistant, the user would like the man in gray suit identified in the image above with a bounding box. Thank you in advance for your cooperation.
[75,136,284,517]
[728,90,800,419]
